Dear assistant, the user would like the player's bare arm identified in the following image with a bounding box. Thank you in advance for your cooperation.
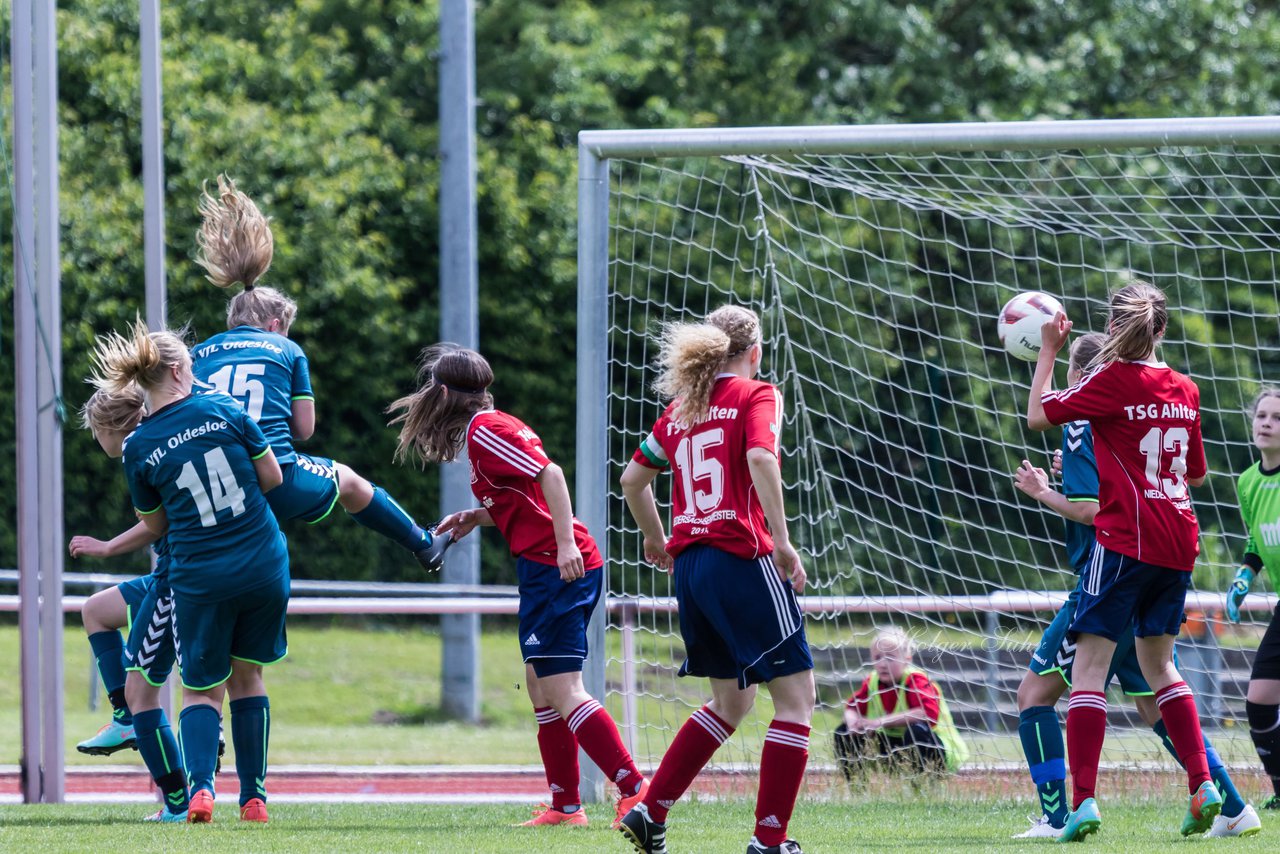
[1013,460,1099,526]
[1026,311,1072,431]
[534,462,585,582]
[68,519,161,559]
[747,446,805,593]
[619,459,673,572]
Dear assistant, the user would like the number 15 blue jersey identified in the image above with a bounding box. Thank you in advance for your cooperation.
[192,325,313,464]
[123,391,287,603]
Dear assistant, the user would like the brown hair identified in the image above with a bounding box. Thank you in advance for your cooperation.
[195,175,297,333]
[80,383,146,434]
[91,317,191,395]
[1088,281,1168,371]
[1068,332,1107,375]
[653,305,761,427]
[388,343,495,464]
[1251,387,1280,417]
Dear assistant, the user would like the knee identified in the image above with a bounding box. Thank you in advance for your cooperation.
[1245,699,1280,730]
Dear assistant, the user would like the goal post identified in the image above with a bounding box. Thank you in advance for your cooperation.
[578,116,1280,788]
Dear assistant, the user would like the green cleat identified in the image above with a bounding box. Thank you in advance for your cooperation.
[76,720,137,756]
[1180,780,1223,836]
[1261,795,1280,811]
[1056,798,1101,843]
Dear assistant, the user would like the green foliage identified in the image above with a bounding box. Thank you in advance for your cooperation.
[4,0,1280,584]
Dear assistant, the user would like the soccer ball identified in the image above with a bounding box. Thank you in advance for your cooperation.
[997,291,1064,362]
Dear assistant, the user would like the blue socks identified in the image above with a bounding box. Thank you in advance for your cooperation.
[1153,719,1245,818]
[133,708,188,814]
[179,704,222,795]
[88,631,131,725]
[350,485,431,552]
[1019,705,1068,827]
[231,696,271,806]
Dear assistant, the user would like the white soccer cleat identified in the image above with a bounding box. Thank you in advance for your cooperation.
[1011,814,1062,839]
[1206,804,1262,838]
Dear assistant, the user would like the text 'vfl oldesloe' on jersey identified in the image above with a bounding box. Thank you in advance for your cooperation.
[123,391,287,602]
[633,374,783,561]
[192,325,313,464]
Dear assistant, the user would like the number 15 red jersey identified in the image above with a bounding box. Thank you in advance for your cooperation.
[632,374,782,560]
[1040,359,1206,571]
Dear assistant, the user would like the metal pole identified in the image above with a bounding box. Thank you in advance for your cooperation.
[12,0,42,806]
[34,0,65,803]
[576,142,610,802]
[438,0,480,723]
[139,0,166,331]
[982,610,1001,733]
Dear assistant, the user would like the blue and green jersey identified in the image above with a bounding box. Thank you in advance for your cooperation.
[1060,420,1098,575]
[123,391,286,602]
[191,326,312,464]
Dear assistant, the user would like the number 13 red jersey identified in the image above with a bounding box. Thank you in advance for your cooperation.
[1040,360,1206,571]
[632,375,782,560]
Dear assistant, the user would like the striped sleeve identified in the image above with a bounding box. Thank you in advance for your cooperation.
[1040,363,1115,425]
[631,431,669,470]
[471,421,550,480]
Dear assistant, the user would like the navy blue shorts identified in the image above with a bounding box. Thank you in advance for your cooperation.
[517,558,602,678]
[1029,584,1153,695]
[1070,545,1191,642]
[266,453,339,524]
[173,574,290,691]
[124,575,177,688]
[673,545,813,689]
[116,574,154,623]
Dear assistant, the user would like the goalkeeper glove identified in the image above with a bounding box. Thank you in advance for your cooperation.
[1226,566,1255,623]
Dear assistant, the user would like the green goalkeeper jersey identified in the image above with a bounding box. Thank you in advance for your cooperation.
[1237,461,1280,591]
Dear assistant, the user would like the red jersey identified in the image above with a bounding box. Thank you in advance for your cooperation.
[632,374,782,560]
[1040,359,1205,571]
[846,670,941,725]
[466,410,603,569]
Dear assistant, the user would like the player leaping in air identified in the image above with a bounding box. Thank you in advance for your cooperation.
[1013,331,1258,839]
[189,175,449,569]
[1027,282,1221,841]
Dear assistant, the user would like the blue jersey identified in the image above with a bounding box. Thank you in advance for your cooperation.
[123,391,287,603]
[191,326,313,464]
[1060,420,1099,575]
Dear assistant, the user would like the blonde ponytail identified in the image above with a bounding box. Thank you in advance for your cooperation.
[653,305,761,427]
[91,317,190,395]
[1088,282,1168,372]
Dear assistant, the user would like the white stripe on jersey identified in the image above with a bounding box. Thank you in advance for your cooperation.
[1041,364,1106,404]
[473,426,546,478]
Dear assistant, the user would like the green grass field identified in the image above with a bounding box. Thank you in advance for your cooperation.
[0,622,1268,771]
[0,799,1271,853]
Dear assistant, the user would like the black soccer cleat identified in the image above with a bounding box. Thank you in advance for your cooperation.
[747,838,804,854]
[619,803,667,854]
[413,526,455,572]
[215,734,226,775]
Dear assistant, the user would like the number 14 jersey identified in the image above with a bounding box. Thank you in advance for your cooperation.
[1040,359,1206,571]
[633,374,782,560]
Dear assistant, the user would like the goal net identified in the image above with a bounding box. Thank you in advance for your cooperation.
[585,121,1280,791]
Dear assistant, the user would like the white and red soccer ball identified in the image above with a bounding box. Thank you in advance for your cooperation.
[997,291,1065,362]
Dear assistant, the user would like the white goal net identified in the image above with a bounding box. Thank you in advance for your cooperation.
[583,120,1280,790]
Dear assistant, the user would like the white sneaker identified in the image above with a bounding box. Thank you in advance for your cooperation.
[1206,804,1262,838]
[1011,815,1063,839]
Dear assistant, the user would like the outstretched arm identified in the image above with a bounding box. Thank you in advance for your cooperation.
[68,520,161,559]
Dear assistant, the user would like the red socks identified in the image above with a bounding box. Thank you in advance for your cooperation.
[534,706,580,810]
[643,706,734,823]
[566,699,644,796]
[753,720,810,847]
[1065,691,1107,808]
[1156,682,1211,793]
